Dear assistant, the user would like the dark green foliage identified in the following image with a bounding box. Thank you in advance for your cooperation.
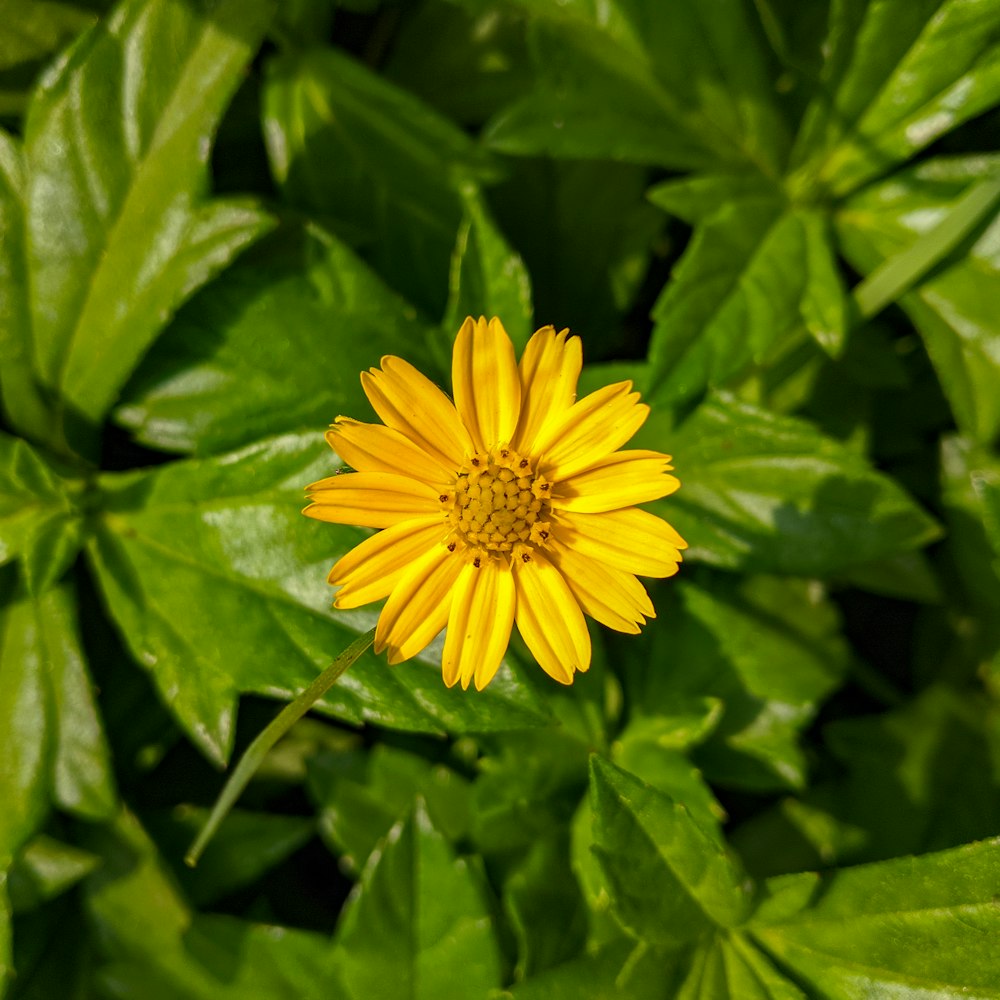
[2,0,1000,996]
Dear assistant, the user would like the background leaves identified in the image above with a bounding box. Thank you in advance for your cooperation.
[1,0,999,996]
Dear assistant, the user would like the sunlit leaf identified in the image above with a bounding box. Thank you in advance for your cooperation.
[116,221,444,456]
[640,394,941,575]
[86,432,549,764]
[838,156,1000,443]
[589,757,754,947]
[752,838,1000,996]
[24,0,276,454]
[331,803,502,1000]
[263,46,496,315]
[486,0,790,174]
[790,0,1000,196]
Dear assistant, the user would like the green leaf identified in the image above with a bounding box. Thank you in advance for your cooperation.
[444,185,533,353]
[751,838,1000,997]
[510,937,684,1000]
[0,1,103,117]
[0,582,115,872]
[647,195,849,409]
[0,588,49,870]
[7,835,99,913]
[644,393,941,575]
[307,744,471,877]
[86,432,548,764]
[80,810,338,1000]
[675,933,807,999]
[486,1,790,174]
[813,686,1000,866]
[633,573,850,792]
[504,834,588,979]
[0,432,83,588]
[790,0,1000,196]
[837,156,1000,443]
[144,807,314,907]
[115,221,443,456]
[0,130,52,445]
[332,802,502,1000]
[24,0,275,454]
[589,757,754,947]
[263,47,496,316]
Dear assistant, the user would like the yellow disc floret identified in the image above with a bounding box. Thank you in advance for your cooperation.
[444,446,551,556]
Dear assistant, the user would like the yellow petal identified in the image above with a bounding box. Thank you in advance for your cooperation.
[375,542,463,664]
[512,325,581,453]
[551,450,680,513]
[326,419,453,485]
[512,548,590,683]
[452,316,521,451]
[548,538,654,634]
[329,517,447,609]
[532,382,649,480]
[441,556,516,690]
[362,356,473,469]
[305,472,442,529]
[555,508,687,577]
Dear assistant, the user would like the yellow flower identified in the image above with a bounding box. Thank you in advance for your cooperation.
[304,317,687,691]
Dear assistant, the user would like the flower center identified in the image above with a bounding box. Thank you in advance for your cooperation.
[444,446,551,556]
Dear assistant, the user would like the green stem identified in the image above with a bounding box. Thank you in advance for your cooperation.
[185,626,377,867]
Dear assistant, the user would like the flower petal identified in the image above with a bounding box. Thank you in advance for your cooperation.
[362,356,473,469]
[305,472,442,528]
[328,516,448,609]
[551,450,680,513]
[512,325,581,453]
[532,382,649,481]
[441,556,516,691]
[452,316,521,451]
[512,548,590,683]
[375,542,463,664]
[326,418,453,485]
[555,508,687,577]
[548,538,654,634]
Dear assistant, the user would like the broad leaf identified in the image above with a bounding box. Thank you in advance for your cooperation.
[647,193,849,407]
[332,803,502,1000]
[0,582,115,870]
[790,0,1000,196]
[7,835,99,913]
[510,937,684,1000]
[86,432,549,764]
[116,221,444,456]
[504,834,588,979]
[0,130,51,444]
[81,811,338,1000]
[307,744,471,876]
[263,47,496,316]
[837,156,1000,443]
[0,432,83,593]
[143,807,314,907]
[24,0,275,454]
[643,393,941,575]
[676,933,807,999]
[589,757,753,946]
[486,0,790,174]
[632,572,850,791]
[751,838,1000,997]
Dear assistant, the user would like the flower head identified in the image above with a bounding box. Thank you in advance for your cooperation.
[304,317,687,690]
